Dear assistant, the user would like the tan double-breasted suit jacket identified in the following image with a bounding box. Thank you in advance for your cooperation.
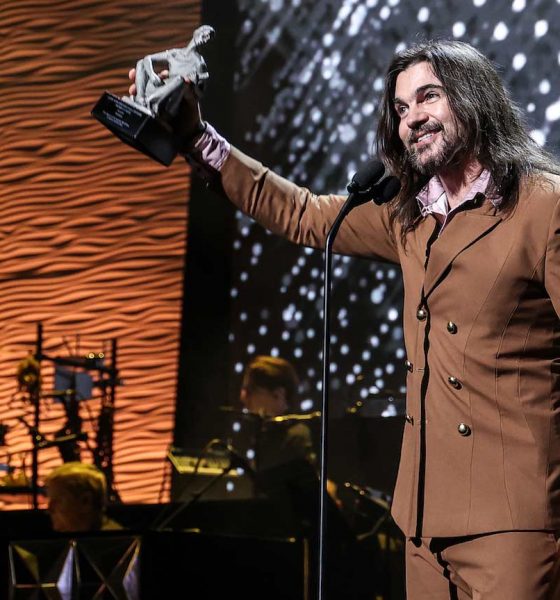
[216,146,560,539]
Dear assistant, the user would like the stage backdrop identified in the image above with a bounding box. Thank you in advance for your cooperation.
[0,0,200,507]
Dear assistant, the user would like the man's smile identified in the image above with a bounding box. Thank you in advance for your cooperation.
[410,126,442,148]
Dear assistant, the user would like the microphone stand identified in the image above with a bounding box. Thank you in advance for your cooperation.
[153,463,233,531]
[315,166,400,599]
[317,194,362,600]
[152,440,253,531]
[316,167,400,599]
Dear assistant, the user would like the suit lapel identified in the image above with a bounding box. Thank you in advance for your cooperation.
[423,203,502,298]
[411,216,440,268]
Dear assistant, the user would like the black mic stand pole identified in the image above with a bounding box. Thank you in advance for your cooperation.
[316,166,399,599]
[317,196,359,600]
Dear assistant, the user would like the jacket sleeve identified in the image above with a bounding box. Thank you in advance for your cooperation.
[216,145,400,264]
[545,194,560,318]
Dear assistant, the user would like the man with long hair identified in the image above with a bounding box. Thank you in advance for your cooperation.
[129,40,560,598]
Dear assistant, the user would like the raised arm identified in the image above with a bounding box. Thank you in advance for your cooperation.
[127,70,400,263]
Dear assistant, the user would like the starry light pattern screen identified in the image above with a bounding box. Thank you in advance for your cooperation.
[225,0,560,415]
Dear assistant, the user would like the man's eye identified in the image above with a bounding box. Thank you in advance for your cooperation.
[425,91,439,101]
[396,105,408,116]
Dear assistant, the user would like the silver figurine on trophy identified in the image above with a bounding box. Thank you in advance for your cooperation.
[92,25,215,166]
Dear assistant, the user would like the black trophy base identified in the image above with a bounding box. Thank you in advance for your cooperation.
[91,91,178,166]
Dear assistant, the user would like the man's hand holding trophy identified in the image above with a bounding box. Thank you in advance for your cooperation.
[92,25,214,166]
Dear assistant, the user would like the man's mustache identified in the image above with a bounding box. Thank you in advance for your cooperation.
[408,123,443,144]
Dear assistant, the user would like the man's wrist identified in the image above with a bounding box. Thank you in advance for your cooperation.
[181,122,231,173]
[178,121,208,155]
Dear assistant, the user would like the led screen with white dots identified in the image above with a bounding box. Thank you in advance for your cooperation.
[225,0,560,415]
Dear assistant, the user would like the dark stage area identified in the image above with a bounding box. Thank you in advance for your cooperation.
[0,411,407,598]
[0,497,405,599]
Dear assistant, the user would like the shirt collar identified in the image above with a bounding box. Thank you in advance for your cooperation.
[416,169,501,217]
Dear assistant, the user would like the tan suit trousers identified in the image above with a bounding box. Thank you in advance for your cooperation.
[406,531,560,599]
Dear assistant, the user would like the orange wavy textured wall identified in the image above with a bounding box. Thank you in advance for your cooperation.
[0,0,200,508]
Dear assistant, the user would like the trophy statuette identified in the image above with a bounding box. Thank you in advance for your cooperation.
[91,25,215,166]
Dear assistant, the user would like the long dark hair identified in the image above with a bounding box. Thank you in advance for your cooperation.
[376,40,560,243]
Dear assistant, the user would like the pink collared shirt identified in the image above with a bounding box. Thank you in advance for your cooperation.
[416,169,501,231]
[186,122,231,177]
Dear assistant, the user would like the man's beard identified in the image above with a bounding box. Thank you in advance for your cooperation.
[406,125,462,176]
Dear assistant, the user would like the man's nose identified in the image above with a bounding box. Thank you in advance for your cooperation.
[406,105,429,129]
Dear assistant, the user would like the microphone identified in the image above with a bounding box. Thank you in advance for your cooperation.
[345,159,401,211]
[225,445,255,474]
[347,159,385,195]
[372,175,401,206]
